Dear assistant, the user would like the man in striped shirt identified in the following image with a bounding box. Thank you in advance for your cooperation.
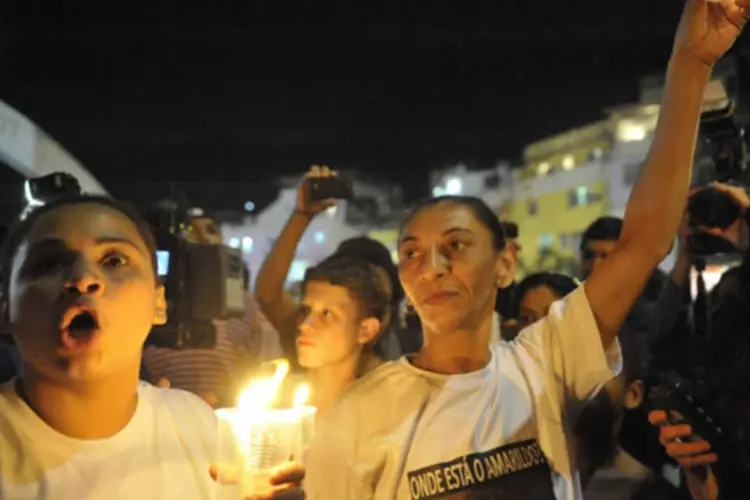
[141,215,282,407]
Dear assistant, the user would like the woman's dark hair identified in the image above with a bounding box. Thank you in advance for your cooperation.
[0,195,158,296]
[402,196,506,250]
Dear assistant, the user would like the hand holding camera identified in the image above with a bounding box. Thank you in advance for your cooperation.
[688,182,750,254]
[295,165,353,217]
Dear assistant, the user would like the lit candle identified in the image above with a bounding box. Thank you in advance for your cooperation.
[215,360,317,496]
[292,383,317,464]
[293,383,309,408]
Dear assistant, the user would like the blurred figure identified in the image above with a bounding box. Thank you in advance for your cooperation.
[514,272,579,331]
[580,217,668,301]
[294,256,389,414]
[141,214,280,408]
[331,237,420,358]
[508,274,679,498]
[255,166,404,365]
[580,217,622,280]
[577,332,682,499]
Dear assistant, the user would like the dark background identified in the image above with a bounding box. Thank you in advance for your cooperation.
[1,0,747,215]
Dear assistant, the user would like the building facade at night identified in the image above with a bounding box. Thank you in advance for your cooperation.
[222,175,405,286]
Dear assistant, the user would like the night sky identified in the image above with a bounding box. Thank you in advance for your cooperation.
[0,0,737,210]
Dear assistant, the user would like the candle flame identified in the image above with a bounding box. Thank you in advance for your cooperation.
[293,384,309,408]
[237,359,290,412]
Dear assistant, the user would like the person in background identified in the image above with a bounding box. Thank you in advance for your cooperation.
[513,271,579,332]
[255,165,403,365]
[330,236,420,358]
[577,333,683,500]
[289,256,390,415]
[581,216,668,301]
[494,221,522,341]
[647,186,750,500]
[142,214,281,408]
[0,195,300,499]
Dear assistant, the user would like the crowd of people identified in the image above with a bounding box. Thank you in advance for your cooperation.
[0,1,749,499]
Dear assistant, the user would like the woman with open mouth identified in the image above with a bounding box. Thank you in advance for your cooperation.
[0,195,302,499]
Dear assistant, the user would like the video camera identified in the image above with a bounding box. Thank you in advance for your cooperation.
[688,99,748,256]
[143,206,246,349]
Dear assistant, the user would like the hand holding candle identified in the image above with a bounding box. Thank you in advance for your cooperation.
[211,359,315,499]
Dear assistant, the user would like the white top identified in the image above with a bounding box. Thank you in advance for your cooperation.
[305,286,622,500]
[0,381,218,500]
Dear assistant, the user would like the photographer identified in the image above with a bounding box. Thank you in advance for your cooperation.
[142,214,280,408]
[648,183,750,500]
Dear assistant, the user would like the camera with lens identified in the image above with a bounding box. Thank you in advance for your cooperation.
[143,207,246,349]
[687,101,748,256]
[21,172,82,219]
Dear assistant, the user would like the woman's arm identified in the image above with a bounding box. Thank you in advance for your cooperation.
[585,1,747,350]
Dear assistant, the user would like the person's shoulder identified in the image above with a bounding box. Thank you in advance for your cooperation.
[549,284,590,318]
[139,382,217,427]
[327,360,424,417]
[353,359,421,392]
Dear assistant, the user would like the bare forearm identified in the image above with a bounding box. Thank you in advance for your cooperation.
[621,52,711,260]
[254,212,312,305]
[585,52,712,347]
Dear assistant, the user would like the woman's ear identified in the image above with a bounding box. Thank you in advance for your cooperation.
[495,248,516,289]
[153,285,168,326]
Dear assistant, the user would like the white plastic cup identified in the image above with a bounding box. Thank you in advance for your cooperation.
[295,406,317,464]
[214,406,316,496]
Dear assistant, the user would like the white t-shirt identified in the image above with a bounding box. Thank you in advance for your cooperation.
[305,286,622,500]
[0,381,218,500]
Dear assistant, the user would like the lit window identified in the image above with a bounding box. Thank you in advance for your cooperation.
[562,155,575,170]
[241,237,253,255]
[569,186,591,207]
[619,121,646,142]
[445,177,463,195]
[228,237,241,249]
